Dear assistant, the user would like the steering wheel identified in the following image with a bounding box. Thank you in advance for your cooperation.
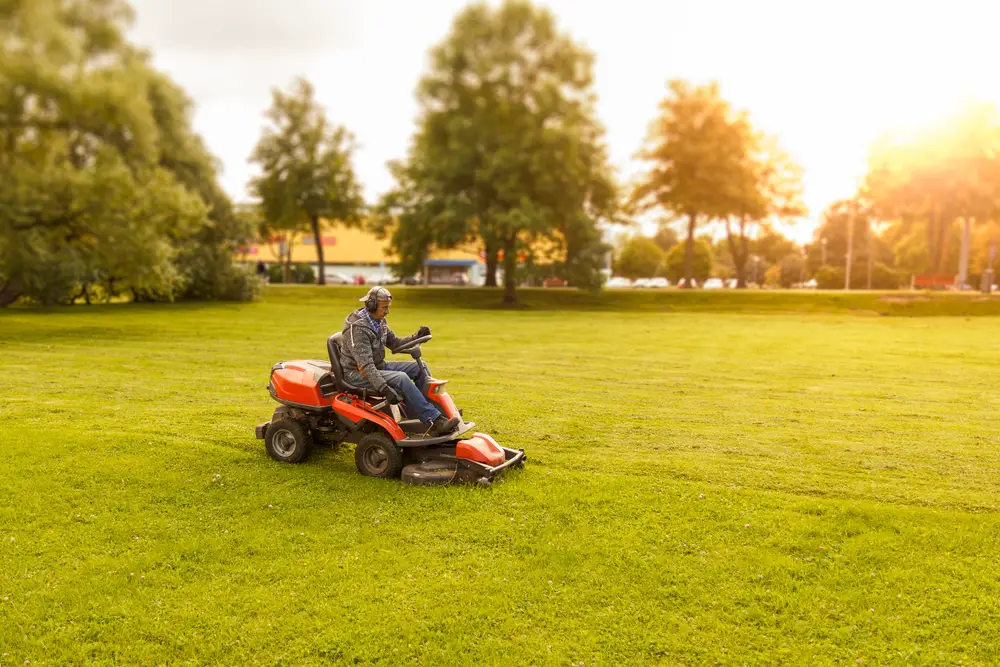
[392,334,432,356]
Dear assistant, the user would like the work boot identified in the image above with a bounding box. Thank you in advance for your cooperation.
[428,415,460,437]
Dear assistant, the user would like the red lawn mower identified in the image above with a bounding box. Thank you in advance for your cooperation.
[255,332,525,486]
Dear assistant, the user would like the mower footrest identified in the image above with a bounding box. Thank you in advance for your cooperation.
[255,421,270,439]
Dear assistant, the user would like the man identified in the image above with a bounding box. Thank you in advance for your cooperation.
[340,286,460,437]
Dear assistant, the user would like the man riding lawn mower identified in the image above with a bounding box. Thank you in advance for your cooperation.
[255,286,525,486]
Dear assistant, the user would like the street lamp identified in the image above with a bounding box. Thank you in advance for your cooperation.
[985,241,996,294]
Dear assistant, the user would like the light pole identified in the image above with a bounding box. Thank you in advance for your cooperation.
[984,241,996,294]
[844,204,855,291]
[866,219,873,290]
[821,237,828,267]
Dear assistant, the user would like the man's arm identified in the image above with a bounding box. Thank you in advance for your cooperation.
[346,321,389,392]
[386,323,430,353]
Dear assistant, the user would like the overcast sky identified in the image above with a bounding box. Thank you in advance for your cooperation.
[128,0,1000,242]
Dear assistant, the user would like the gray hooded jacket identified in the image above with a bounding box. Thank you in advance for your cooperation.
[339,307,421,392]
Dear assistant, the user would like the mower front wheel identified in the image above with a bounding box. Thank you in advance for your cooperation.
[355,432,404,479]
[265,419,312,463]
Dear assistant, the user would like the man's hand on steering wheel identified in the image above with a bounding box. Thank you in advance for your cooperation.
[416,325,431,338]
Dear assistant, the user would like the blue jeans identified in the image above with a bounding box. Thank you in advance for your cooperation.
[344,360,441,424]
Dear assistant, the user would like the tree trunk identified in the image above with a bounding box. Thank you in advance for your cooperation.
[501,234,517,305]
[485,241,498,287]
[739,223,750,288]
[282,240,291,284]
[0,279,23,308]
[935,214,953,276]
[682,212,697,288]
[866,220,873,290]
[725,217,748,288]
[311,216,325,285]
[927,208,953,276]
[926,211,938,273]
[958,217,972,287]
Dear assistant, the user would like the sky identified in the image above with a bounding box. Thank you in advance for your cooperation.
[127,0,1000,243]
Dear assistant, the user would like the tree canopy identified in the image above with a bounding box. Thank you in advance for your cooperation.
[631,80,753,288]
[249,77,365,286]
[375,0,619,303]
[864,102,1000,275]
[616,236,663,279]
[0,0,255,306]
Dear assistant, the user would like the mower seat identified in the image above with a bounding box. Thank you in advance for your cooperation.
[327,333,384,401]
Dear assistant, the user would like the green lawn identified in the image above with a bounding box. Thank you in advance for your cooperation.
[2,287,999,665]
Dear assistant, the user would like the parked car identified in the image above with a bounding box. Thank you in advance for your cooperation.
[703,278,725,289]
[543,278,568,288]
[648,277,670,288]
[605,276,632,288]
[633,278,652,288]
[324,271,352,285]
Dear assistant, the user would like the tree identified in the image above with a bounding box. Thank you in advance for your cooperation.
[664,238,713,284]
[652,222,679,253]
[723,134,806,287]
[776,252,805,288]
[145,71,259,302]
[249,77,366,286]
[753,225,799,266]
[376,0,619,304]
[709,237,735,279]
[631,80,750,288]
[808,198,893,287]
[0,0,254,306]
[616,236,663,279]
[864,101,1000,276]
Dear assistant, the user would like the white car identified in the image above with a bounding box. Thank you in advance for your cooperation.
[703,278,725,289]
[633,278,652,288]
[605,276,632,288]
[648,277,670,288]
[324,271,353,285]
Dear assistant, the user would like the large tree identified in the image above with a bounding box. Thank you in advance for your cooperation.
[864,101,1000,276]
[376,0,618,304]
[723,133,806,287]
[0,0,253,307]
[249,77,365,286]
[631,80,750,288]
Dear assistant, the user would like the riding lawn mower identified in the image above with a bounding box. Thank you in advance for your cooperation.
[255,332,525,486]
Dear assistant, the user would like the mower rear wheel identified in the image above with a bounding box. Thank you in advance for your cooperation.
[265,419,312,463]
[355,432,403,479]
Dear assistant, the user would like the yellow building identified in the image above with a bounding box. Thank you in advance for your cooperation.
[236,218,589,285]
[236,219,487,285]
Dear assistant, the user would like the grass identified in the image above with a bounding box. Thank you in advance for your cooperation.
[259,284,1000,316]
[2,287,1000,665]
